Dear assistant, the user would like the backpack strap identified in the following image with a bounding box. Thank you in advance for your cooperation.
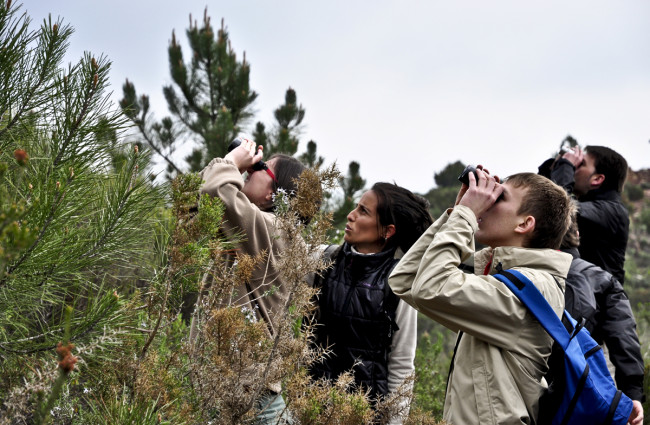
[493,268,572,350]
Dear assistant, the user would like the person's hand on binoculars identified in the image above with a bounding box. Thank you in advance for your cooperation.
[457,166,503,219]
[562,146,585,169]
[224,137,264,173]
[455,165,497,204]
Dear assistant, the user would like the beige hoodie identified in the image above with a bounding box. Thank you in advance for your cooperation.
[200,158,292,394]
[200,157,290,337]
[389,205,571,424]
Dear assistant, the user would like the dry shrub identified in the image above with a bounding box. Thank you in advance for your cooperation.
[184,164,363,424]
[2,163,434,424]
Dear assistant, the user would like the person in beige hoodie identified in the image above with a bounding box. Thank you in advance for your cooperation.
[199,137,307,424]
[389,169,573,425]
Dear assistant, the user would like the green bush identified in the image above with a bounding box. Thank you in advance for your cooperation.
[412,331,450,419]
[421,186,458,218]
[639,209,650,232]
[626,184,645,202]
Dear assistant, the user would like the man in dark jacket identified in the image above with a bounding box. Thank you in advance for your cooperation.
[561,216,644,421]
[539,145,629,283]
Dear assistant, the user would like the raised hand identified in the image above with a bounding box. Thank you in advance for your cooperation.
[224,137,264,172]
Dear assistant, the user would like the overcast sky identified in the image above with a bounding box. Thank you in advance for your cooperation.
[27,0,650,194]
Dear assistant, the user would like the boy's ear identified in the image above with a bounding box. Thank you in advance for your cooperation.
[590,173,605,189]
[514,215,536,236]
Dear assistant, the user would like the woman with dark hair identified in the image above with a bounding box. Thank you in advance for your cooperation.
[199,137,307,424]
[311,182,433,423]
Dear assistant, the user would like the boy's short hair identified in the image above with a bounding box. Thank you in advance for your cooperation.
[506,173,573,250]
[584,146,628,193]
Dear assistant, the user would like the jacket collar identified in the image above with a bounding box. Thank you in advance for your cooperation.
[474,246,572,279]
[561,246,580,260]
[580,187,621,202]
[343,242,396,267]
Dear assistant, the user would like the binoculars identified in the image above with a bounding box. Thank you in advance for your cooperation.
[558,136,579,156]
[227,137,267,171]
[457,165,479,186]
[458,165,504,202]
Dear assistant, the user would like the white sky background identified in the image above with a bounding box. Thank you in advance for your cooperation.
[27,0,650,194]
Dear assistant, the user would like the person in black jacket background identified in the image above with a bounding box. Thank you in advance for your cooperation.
[539,145,629,283]
[561,214,644,422]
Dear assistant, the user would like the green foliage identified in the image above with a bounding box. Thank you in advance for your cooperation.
[419,161,468,218]
[76,387,186,425]
[625,255,650,305]
[625,195,650,306]
[0,153,37,281]
[639,208,650,233]
[412,330,452,420]
[287,370,375,425]
[299,140,325,168]
[120,12,257,176]
[33,307,76,425]
[433,160,466,188]
[331,161,366,232]
[120,12,319,180]
[623,180,650,419]
[255,87,305,157]
[420,186,458,218]
[0,2,167,420]
[632,303,650,419]
[625,184,644,202]
[0,0,163,348]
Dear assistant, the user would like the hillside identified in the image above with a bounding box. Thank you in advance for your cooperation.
[624,168,650,306]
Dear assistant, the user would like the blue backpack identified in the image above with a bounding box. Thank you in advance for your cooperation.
[494,268,633,425]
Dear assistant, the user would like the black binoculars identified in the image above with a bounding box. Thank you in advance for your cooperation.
[458,165,478,186]
[227,137,267,171]
[458,165,504,202]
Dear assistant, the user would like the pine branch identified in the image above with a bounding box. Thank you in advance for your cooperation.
[0,293,118,354]
[80,158,143,261]
[0,19,69,140]
[1,176,70,285]
[140,277,170,358]
[134,107,183,175]
[52,67,99,169]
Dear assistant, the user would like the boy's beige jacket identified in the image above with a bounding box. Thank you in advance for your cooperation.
[389,205,572,425]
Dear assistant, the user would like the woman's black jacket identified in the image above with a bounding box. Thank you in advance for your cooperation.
[310,243,400,399]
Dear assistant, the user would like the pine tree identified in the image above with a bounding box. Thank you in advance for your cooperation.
[0,4,426,423]
[299,140,324,168]
[331,161,366,231]
[433,160,466,188]
[120,9,258,177]
[423,161,468,218]
[0,2,165,419]
[253,87,305,156]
